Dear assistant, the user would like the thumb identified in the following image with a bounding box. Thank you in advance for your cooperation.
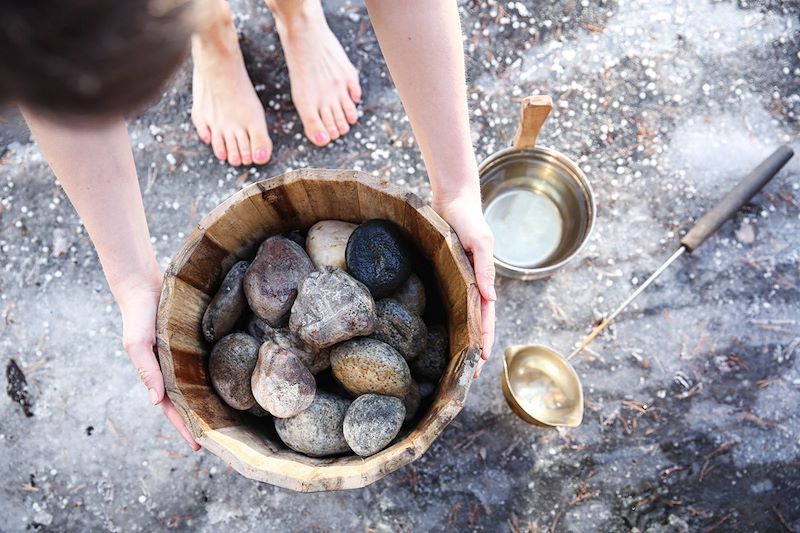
[125,339,165,405]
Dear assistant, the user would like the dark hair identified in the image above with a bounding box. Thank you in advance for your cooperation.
[0,0,193,116]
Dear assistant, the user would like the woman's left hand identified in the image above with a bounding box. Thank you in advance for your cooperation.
[432,192,496,379]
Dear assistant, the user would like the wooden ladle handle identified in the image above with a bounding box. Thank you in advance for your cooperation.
[512,95,553,150]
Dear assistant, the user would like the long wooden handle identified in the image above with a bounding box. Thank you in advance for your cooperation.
[681,145,794,252]
[512,95,553,150]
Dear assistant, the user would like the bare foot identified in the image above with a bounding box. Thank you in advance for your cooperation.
[191,4,272,166]
[272,0,361,146]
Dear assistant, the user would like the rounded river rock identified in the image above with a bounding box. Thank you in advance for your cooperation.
[209,332,260,410]
[251,342,316,418]
[330,337,411,398]
[305,220,357,270]
[411,324,449,382]
[345,220,412,299]
[244,236,314,326]
[274,390,351,457]
[343,394,406,457]
[289,266,376,350]
[390,273,426,316]
[372,298,427,361]
[202,261,249,343]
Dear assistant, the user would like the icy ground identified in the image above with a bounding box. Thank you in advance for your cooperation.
[1,0,799,531]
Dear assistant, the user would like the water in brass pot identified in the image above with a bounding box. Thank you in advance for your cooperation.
[484,188,563,267]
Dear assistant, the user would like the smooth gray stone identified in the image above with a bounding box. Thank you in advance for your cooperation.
[343,394,405,457]
[244,236,314,326]
[330,337,411,399]
[251,341,316,418]
[371,298,427,361]
[208,332,260,410]
[411,324,449,382]
[289,266,376,350]
[274,391,351,457]
[202,261,249,343]
[390,273,426,316]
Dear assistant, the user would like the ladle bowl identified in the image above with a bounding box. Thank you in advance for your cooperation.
[502,345,583,428]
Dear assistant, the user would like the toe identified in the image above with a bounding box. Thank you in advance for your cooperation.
[319,108,340,141]
[347,71,362,103]
[332,105,350,136]
[341,97,358,125]
[191,112,212,144]
[211,131,227,161]
[298,106,330,147]
[234,130,252,165]
[248,120,272,165]
[224,132,242,166]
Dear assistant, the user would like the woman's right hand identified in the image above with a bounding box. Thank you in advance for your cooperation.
[116,274,201,451]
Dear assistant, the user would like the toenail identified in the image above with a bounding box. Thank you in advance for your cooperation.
[315,132,329,144]
[256,150,268,161]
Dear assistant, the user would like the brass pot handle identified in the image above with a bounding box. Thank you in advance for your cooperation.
[512,95,553,150]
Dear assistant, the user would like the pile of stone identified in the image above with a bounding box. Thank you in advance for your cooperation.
[202,219,448,458]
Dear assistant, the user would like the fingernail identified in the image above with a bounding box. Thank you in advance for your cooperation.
[148,388,159,405]
[488,286,497,301]
[315,132,329,144]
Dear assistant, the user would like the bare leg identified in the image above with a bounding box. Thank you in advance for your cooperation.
[191,0,272,166]
[266,0,361,146]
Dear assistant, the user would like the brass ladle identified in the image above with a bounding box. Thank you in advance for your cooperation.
[502,145,795,428]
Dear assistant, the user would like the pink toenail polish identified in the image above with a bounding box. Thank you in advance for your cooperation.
[315,132,329,144]
[256,150,268,161]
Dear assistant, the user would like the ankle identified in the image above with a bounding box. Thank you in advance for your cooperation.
[193,0,239,55]
[269,0,325,36]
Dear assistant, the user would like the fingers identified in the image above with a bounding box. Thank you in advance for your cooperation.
[471,239,497,302]
[125,339,165,405]
[161,396,201,451]
[474,296,495,379]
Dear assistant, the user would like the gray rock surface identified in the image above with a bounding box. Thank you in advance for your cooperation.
[390,272,426,316]
[411,324,449,382]
[330,337,412,398]
[305,220,357,270]
[371,298,427,361]
[343,394,406,457]
[289,266,376,349]
[274,391,351,457]
[208,332,261,410]
[251,342,316,418]
[202,260,249,343]
[244,236,314,326]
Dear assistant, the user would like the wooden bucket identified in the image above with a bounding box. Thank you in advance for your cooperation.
[156,169,482,492]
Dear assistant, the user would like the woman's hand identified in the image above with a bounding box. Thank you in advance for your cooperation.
[432,192,496,379]
[115,274,201,451]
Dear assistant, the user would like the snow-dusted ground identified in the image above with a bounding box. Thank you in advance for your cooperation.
[1,0,798,531]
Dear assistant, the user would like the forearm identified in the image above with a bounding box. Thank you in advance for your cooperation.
[21,110,161,299]
[364,0,479,203]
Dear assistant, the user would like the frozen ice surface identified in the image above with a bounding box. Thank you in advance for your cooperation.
[1,0,799,531]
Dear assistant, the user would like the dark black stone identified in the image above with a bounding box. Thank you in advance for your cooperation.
[345,219,412,299]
